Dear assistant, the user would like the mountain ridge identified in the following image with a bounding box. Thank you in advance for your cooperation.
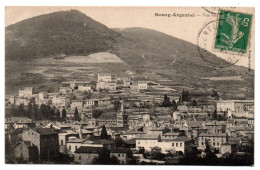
[6,10,120,60]
[5,10,254,99]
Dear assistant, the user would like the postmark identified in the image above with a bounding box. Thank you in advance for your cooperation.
[202,7,236,14]
[197,20,243,68]
[197,9,253,68]
[214,9,252,54]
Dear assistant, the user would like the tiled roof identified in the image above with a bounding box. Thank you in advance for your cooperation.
[75,146,104,153]
[199,133,226,137]
[136,134,159,140]
[125,131,146,135]
[162,136,191,142]
[124,139,136,145]
[94,139,115,145]
[227,119,235,123]
[97,112,118,120]
[111,148,131,153]
[186,121,204,128]
[22,141,37,148]
[163,132,179,136]
[67,138,87,143]
[35,128,58,135]
[14,140,37,148]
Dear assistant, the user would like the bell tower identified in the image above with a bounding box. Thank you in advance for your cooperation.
[117,101,128,128]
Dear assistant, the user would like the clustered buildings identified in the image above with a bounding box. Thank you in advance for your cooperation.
[5,73,254,164]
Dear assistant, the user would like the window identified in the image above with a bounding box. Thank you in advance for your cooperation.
[75,146,77,150]
[172,143,175,147]
[79,156,81,160]
[61,140,64,145]
[180,143,182,147]
[118,154,120,157]
[213,142,215,146]
[69,146,71,150]
[176,143,178,147]
[201,142,204,146]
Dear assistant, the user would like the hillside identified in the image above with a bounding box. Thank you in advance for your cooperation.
[112,27,254,99]
[5,10,254,99]
[6,10,120,60]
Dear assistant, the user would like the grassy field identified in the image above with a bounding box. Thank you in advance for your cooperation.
[5,52,130,96]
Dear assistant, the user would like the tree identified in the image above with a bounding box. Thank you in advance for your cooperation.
[212,109,218,120]
[166,148,176,157]
[211,89,219,98]
[204,139,218,165]
[46,104,52,119]
[18,104,26,117]
[113,99,121,111]
[150,146,164,160]
[10,104,18,116]
[221,125,226,133]
[139,147,145,154]
[217,114,224,121]
[27,103,32,118]
[191,100,197,106]
[100,125,109,140]
[83,91,92,100]
[49,107,55,120]
[172,100,177,111]
[74,107,80,121]
[92,109,103,119]
[31,104,39,121]
[162,94,171,107]
[92,148,114,164]
[55,109,61,119]
[179,145,201,165]
[179,89,190,103]
[109,156,119,165]
[62,108,67,118]
[115,137,126,148]
[39,104,47,119]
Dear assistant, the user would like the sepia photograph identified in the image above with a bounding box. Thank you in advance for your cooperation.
[4,5,255,166]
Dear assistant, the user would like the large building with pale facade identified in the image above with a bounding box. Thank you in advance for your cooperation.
[217,100,254,118]
[18,87,34,98]
[98,73,112,82]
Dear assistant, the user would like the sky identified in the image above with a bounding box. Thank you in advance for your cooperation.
[5,6,255,69]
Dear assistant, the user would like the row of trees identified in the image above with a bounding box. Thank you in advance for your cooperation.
[211,109,227,121]
[10,103,80,121]
[162,94,177,109]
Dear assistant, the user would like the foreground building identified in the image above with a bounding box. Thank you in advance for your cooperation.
[74,146,103,164]
[13,141,39,162]
[22,128,59,161]
[197,133,227,150]
[136,135,191,154]
[110,148,132,164]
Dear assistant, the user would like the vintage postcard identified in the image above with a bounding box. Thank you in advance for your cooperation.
[5,7,254,165]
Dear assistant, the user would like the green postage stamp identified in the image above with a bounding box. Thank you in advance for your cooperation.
[214,9,252,53]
